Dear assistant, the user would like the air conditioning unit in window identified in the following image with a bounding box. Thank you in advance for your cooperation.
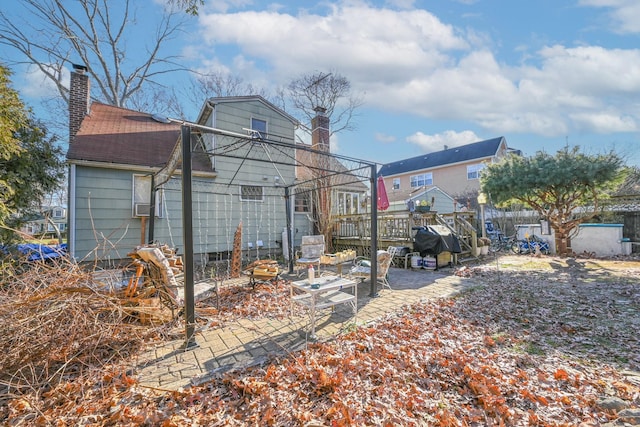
[134,203,151,217]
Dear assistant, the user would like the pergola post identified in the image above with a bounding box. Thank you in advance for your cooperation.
[181,125,197,349]
[369,164,378,297]
[285,186,295,274]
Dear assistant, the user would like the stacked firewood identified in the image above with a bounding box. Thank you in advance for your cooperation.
[124,243,184,322]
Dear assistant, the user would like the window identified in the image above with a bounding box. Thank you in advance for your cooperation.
[47,223,66,232]
[295,192,311,212]
[132,175,163,217]
[336,192,361,215]
[410,172,433,188]
[240,185,263,201]
[467,163,485,180]
[251,118,267,139]
[52,208,64,218]
[392,178,400,190]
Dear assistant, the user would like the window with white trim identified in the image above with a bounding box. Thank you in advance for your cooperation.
[132,175,163,217]
[47,223,66,232]
[410,172,433,188]
[52,208,64,218]
[392,178,400,190]
[336,192,360,215]
[240,185,264,201]
[467,163,485,180]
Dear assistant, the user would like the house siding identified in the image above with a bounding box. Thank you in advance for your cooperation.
[71,95,374,263]
[201,98,297,258]
[72,166,147,261]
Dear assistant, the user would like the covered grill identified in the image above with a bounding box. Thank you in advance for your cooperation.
[412,226,461,269]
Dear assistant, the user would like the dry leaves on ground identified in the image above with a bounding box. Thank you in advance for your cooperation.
[3,256,640,426]
[195,279,308,329]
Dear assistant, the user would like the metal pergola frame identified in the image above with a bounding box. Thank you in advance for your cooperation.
[152,123,381,348]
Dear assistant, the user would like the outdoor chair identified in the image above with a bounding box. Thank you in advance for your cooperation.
[349,247,396,290]
[295,235,325,276]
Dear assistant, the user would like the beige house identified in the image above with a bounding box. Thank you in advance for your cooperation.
[378,137,518,210]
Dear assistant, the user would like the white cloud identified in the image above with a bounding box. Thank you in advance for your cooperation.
[569,112,637,133]
[406,130,479,152]
[375,132,396,143]
[193,2,640,142]
[21,65,63,98]
[196,3,468,87]
[579,0,640,33]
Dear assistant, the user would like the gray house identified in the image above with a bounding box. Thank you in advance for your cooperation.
[66,66,298,266]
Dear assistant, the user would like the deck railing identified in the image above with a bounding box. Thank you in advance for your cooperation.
[331,210,479,257]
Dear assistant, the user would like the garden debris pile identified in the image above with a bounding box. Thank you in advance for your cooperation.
[0,257,154,403]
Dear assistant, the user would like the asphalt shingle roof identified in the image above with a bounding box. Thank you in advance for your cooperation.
[378,137,506,177]
[67,102,212,172]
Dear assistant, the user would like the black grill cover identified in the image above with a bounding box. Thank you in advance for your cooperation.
[413,226,462,257]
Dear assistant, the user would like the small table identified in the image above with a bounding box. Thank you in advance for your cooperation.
[290,274,358,338]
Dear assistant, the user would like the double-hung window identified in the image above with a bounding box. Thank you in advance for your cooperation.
[410,172,433,188]
[392,178,400,190]
[467,163,485,180]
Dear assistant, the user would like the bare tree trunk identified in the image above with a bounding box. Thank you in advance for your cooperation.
[554,228,571,256]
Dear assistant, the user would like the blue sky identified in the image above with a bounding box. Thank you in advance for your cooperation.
[3,0,640,166]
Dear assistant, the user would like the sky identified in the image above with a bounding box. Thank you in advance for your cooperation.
[2,0,640,167]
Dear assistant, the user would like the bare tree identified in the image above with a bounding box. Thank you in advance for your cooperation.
[179,72,275,118]
[0,0,189,117]
[286,70,363,141]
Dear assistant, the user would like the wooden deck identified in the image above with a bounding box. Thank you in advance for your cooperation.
[330,210,479,260]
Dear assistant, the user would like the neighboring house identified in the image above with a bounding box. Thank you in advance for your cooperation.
[378,137,518,211]
[21,206,67,239]
[386,187,455,213]
[66,65,298,264]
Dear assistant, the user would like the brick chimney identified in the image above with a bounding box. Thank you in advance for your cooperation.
[311,106,330,152]
[69,64,90,143]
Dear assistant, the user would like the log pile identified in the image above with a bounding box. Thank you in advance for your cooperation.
[123,244,185,323]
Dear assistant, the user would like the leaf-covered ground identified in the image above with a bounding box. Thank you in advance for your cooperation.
[3,255,640,426]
